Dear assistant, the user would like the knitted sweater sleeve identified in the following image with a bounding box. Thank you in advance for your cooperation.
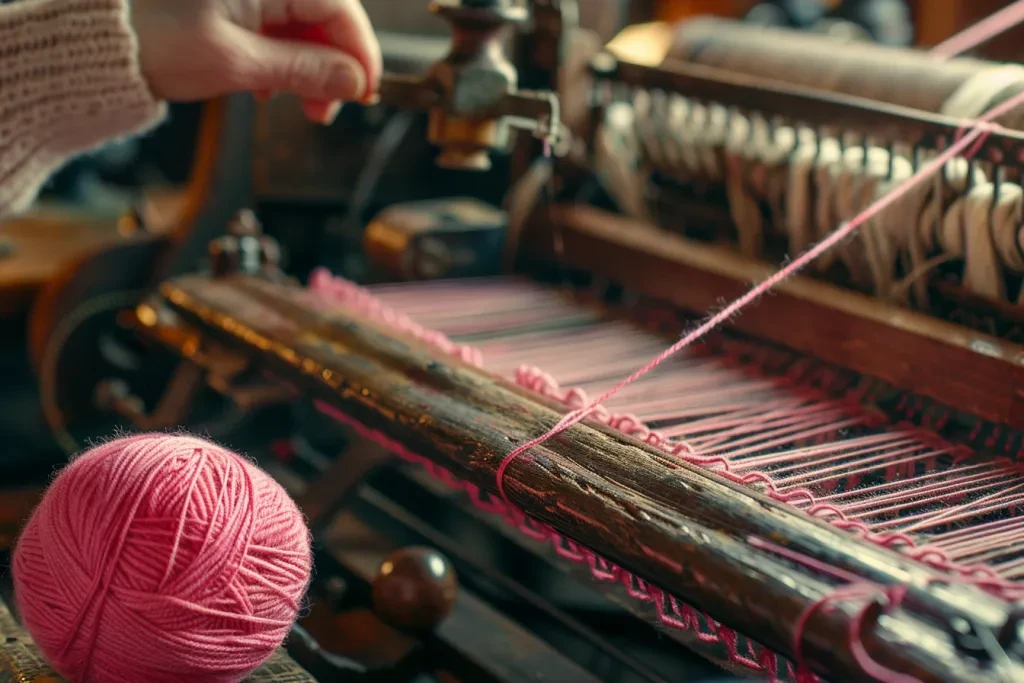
[0,0,167,216]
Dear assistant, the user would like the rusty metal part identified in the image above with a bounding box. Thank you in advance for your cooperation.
[209,210,283,278]
[363,198,507,279]
[377,0,563,170]
[93,211,294,430]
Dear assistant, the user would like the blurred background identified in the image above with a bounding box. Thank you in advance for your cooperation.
[648,0,1018,55]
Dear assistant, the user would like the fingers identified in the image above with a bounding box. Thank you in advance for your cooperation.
[322,0,381,100]
[263,0,382,101]
[230,26,367,103]
[301,99,342,125]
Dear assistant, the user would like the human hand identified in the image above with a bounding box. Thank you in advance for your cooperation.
[129,0,381,124]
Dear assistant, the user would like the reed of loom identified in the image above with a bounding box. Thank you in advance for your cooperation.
[127,271,1021,683]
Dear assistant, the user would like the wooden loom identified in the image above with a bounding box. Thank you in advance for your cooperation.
[14,7,1024,683]
[89,14,1024,682]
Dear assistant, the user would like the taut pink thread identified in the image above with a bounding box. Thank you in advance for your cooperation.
[301,9,1024,679]
[930,0,1024,59]
[310,272,1024,591]
[308,272,1024,681]
[492,87,1024,505]
[12,433,312,683]
[312,397,794,680]
[491,3,1024,499]
[751,536,921,683]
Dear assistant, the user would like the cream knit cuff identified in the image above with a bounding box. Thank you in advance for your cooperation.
[0,0,167,216]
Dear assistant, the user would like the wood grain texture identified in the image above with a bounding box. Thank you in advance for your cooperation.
[154,272,1017,682]
[528,204,1024,428]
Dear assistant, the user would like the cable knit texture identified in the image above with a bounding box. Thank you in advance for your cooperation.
[0,0,166,216]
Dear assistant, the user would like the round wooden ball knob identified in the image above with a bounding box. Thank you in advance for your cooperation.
[371,547,457,632]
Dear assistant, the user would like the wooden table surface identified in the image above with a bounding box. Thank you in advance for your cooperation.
[0,207,125,318]
[0,593,317,682]
[0,190,188,319]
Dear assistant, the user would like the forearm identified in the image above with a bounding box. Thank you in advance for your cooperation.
[0,0,166,216]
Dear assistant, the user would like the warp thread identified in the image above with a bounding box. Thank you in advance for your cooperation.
[12,433,312,683]
[307,6,1024,681]
[492,5,1024,507]
[312,398,789,680]
[308,270,1024,682]
[489,19,1024,673]
[306,272,1024,591]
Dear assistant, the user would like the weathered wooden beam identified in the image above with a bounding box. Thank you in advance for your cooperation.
[529,204,1024,428]
[152,272,1018,682]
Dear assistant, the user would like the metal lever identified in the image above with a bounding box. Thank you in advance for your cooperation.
[377,0,563,170]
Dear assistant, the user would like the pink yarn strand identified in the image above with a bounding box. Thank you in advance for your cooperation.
[930,0,1024,59]
[502,3,1024,498]
[496,98,1020,500]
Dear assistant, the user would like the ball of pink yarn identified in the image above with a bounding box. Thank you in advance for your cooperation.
[12,433,312,683]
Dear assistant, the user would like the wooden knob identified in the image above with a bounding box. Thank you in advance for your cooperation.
[371,547,457,632]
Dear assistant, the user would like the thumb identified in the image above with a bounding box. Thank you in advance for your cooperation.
[232,30,367,102]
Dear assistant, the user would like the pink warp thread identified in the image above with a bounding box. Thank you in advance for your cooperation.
[493,1,1024,496]
[308,272,1024,681]
[493,88,1024,506]
[12,433,312,683]
[307,273,1024,592]
[303,10,1024,680]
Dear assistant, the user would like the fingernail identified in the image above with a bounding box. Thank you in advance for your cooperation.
[320,101,342,125]
[328,62,364,101]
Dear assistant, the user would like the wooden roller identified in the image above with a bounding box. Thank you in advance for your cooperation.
[665,16,1024,123]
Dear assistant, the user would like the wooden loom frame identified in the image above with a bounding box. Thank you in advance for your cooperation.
[140,273,1022,683]
[522,55,1024,430]
[98,34,1024,683]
